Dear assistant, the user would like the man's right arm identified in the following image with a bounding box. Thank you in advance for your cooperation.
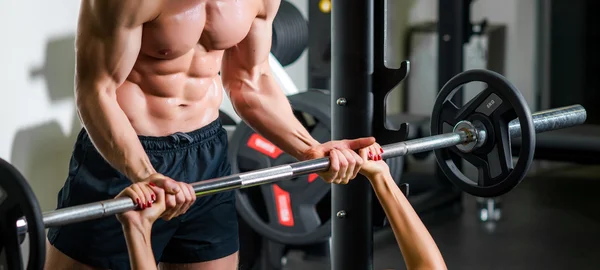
[75,0,160,182]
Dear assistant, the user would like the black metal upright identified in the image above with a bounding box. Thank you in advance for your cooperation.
[438,0,469,98]
[331,1,374,270]
[436,0,470,187]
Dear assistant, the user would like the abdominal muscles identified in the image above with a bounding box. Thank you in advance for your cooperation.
[116,47,225,136]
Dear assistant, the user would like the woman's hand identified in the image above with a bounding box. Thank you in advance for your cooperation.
[116,182,166,227]
[358,142,390,179]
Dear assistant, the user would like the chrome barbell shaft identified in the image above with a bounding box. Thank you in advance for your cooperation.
[18,104,586,232]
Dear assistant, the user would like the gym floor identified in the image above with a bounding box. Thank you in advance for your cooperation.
[282,163,600,270]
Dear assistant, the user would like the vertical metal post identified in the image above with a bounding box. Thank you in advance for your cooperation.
[308,0,332,90]
[438,0,467,94]
[536,0,552,110]
[331,1,374,270]
[437,0,468,187]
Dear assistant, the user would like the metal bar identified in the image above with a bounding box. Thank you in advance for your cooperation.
[381,133,467,160]
[16,105,586,234]
[331,0,374,268]
[42,197,134,228]
[508,104,586,137]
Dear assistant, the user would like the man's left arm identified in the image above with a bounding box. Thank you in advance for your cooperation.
[221,1,318,160]
[222,1,375,184]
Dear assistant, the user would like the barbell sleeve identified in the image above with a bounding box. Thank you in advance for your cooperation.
[381,104,587,160]
[508,104,586,138]
[17,104,587,232]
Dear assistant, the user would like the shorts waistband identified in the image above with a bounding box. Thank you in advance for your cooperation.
[79,119,225,153]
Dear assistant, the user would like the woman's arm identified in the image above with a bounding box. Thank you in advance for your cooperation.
[121,220,157,270]
[115,182,167,270]
[370,171,447,270]
[359,144,447,270]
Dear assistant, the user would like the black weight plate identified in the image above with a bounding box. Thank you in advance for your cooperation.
[430,69,535,198]
[0,158,45,270]
[230,90,332,245]
[271,1,309,66]
[230,90,405,245]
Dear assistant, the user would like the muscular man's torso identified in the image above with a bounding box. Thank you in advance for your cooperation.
[118,0,265,136]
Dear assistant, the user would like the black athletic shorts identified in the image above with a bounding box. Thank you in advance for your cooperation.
[47,119,239,269]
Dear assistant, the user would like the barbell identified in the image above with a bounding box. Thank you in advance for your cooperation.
[0,69,587,270]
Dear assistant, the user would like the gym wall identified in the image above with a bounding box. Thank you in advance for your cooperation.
[406,0,539,111]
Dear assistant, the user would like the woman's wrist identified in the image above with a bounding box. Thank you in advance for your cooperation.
[367,170,392,185]
[122,218,153,234]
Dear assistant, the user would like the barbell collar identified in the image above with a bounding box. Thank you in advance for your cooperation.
[15,104,587,233]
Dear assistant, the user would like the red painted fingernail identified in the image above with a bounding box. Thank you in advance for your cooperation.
[380,148,384,153]
[149,182,156,187]
[151,194,156,201]
[368,152,373,158]
[147,201,152,207]
[136,198,140,206]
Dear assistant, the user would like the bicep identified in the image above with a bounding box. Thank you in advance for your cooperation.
[222,0,281,85]
[221,19,273,83]
[75,0,152,95]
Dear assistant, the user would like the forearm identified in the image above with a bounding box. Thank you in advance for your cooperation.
[228,75,319,160]
[122,221,157,270]
[370,173,447,270]
[77,87,155,182]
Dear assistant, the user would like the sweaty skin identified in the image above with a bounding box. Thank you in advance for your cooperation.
[358,144,447,270]
[47,0,373,269]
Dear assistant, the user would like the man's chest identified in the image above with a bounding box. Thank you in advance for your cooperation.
[140,0,262,59]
